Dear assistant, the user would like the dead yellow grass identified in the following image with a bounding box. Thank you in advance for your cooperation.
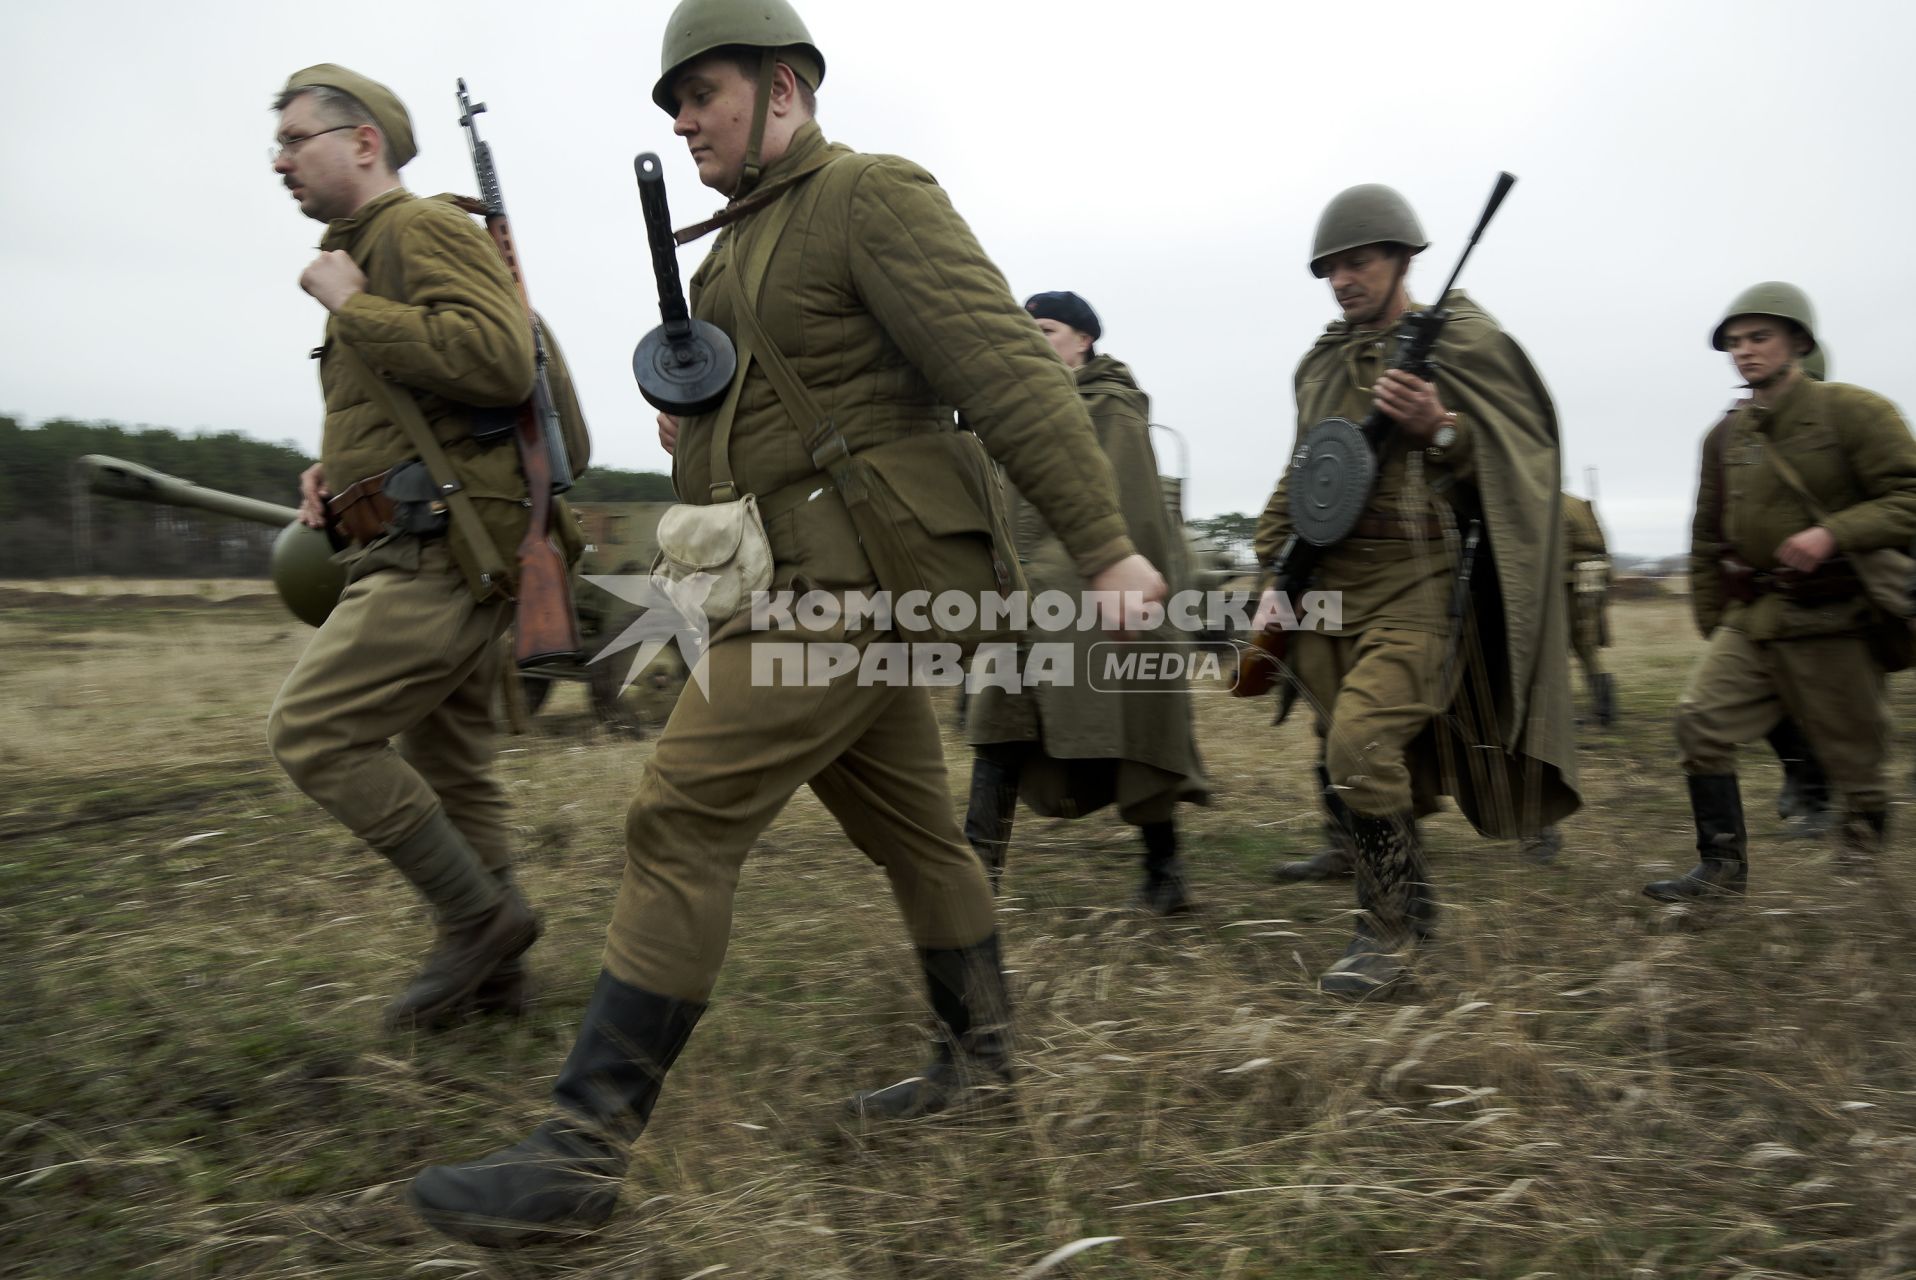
[3,589,1915,1278]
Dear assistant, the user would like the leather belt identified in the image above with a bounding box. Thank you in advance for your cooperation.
[327,470,399,545]
[1720,553,1862,606]
[1351,512,1446,540]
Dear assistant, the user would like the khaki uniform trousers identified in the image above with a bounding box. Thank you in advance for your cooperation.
[1676,626,1888,812]
[1292,628,1448,818]
[1566,584,1603,688]
[268,538,512,867]
[603,629,998,1003]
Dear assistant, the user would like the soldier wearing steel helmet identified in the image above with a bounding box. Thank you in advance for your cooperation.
[1692,337,1835,836]
[1649,286,1916,902]
[263,64,573,1033]
[1253,183,1579,999]
[409,0,1165,1246]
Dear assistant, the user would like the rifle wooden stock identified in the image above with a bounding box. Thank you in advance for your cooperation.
[458,79,581,669]
[477,211,581,667]
[1231,624,1289,698]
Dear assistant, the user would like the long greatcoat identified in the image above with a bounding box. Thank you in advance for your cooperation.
[1256,291,1580,838]
[967,354,1210,825]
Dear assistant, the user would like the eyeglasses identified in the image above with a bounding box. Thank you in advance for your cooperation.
[268,124,357,163]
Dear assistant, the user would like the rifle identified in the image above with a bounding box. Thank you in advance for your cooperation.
[456,78,580,669]
[1232,172,1516,698]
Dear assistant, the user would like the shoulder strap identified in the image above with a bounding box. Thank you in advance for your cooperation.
[1757,385,1840,525]
[720,155,881,494]
[335,343,510,596]
[702,152,851,501]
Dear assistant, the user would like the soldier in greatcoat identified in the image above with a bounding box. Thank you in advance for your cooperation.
[1255,184,1580,997]
[964,291,1210,914]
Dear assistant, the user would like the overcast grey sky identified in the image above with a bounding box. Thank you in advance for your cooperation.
[3,0,1910,555]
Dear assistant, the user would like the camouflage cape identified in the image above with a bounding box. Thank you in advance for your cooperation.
[1284,290,1581,838]
[966,354,1210,824]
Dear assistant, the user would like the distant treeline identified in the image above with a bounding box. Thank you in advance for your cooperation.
[0,417,673,579]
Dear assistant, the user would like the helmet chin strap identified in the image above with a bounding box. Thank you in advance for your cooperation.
[1358,249,1412,329]
[738,47,777,197]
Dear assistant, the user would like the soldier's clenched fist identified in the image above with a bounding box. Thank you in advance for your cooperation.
[300,249,367,313]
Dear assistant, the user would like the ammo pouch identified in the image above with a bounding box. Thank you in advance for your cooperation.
[712,161,1025,653]
[1761,433,1916,673]
[383,460,452,537]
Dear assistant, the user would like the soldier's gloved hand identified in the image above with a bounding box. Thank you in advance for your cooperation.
[1373,369,1447,441]
[1775,525,1836,574]
[1088,553,1168,640]
[299,249,367,313]
[657,412,680,456]
[297,463,330,529]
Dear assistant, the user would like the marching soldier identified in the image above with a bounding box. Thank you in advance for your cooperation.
[409,0,1165,1246]
[1692,344,1834,833]
[1562,493,1615,726]
[1649,286,1916,902]
[964,291,1210,913]
[265,65,555,1030]
[1254,184,1579,998]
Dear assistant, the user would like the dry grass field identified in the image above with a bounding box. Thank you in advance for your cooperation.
[4,586,1915,1278]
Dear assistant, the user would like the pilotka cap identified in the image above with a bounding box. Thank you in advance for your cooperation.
[281,63,417,168]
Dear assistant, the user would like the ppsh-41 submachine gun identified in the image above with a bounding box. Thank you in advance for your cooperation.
[1233,172,1516,699]
[631,152,736,414]
[455,77,580,668]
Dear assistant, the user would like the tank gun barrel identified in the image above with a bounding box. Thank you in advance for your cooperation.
[77,454,300,528]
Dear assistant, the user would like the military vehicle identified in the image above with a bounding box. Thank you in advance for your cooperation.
[75,455,686,734]
[77,454,346,626]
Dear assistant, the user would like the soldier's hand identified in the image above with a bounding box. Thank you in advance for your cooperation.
[297,463,330,529]
[1088,553,1168,639]
[657,412,680,456]
[1776,525,1836,574]
[1373,369,1447,440]
[299,249,367,313]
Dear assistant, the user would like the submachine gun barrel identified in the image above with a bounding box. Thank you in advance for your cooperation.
[75,454,346,629]
[1232,172,1517,699]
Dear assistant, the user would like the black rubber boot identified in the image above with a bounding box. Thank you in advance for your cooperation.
[963,748,1023,894]
[847,935,1014,1121]
[1593,673,1617,727]
[408,970,705,1248]
[1320,813,1436,1001]
[1275,763,1358,883]
[1644,774,1749,902]
[1137,821,1195,915]
[1767,718,1833,834]
[1519,825,1564,865]
[1837,809,1887,873]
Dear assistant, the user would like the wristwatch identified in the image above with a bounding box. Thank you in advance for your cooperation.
[1428,411,1459,453]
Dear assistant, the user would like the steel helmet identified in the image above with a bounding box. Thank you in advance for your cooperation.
[652,0,825,115]
[1311,184,1428,278]
[272,523,348,627]
[1711,281,1818,354]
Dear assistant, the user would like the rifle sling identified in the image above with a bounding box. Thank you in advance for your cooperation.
[335,343,511,600]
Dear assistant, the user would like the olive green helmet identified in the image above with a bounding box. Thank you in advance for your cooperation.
[1310,184,1429,278]
[272,522,348,628]
[651,0,825,115]
[1711,281,1817,354]
[1801,343,1828,381]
